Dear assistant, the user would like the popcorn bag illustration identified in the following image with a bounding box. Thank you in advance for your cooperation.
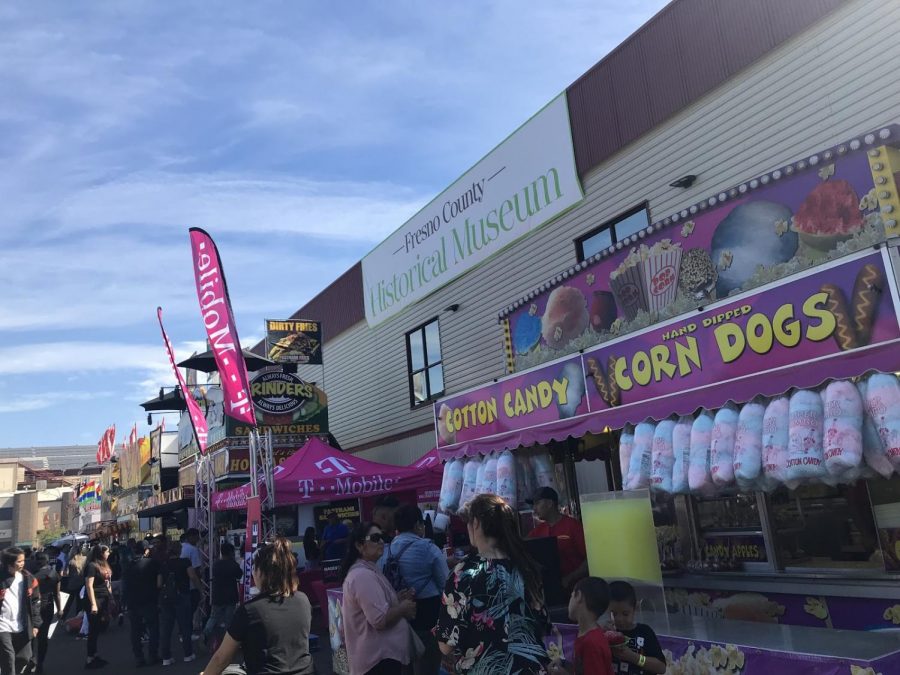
[609,240,683,320]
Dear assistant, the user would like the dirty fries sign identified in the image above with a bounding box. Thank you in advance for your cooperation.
[362,94,583,326]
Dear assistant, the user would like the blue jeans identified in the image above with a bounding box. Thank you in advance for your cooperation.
[159,596,193,660]
[203,603,237,640]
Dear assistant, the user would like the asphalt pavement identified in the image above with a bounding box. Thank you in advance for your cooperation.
[41,611,334,674]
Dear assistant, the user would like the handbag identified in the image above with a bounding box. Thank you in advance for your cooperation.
[407,620,426,659]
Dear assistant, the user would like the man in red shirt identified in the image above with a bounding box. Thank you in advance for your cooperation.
[527,487,588,594]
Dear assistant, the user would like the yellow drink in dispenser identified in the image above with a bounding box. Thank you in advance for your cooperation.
[581,490,662,584]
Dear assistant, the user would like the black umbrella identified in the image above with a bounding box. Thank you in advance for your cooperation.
[177,347,275,373]
[140,388,187,412]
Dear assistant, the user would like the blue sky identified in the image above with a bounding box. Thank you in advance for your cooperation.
[0,1,665,448]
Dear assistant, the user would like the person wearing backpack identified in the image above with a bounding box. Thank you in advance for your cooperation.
[378,505,449,675]
[158,542,196,666]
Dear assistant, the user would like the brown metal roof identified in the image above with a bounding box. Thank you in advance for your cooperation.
[251,261,364,354]
[272,0,845,343]
[568,0,846,175]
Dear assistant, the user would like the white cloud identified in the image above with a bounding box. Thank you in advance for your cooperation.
[0,0,668,446]
[0,391,115,414]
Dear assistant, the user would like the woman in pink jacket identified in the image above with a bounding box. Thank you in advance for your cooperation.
[340,523,416,675]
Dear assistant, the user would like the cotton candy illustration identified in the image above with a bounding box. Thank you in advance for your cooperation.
[459,457,480,507]
[710,405,739,487]
[627,421,655,490]
[734,401,765,487]
[531,451,558,490]
[650,419,676,493]
[671,416,693,494]
[863,373,900,471]
[482,453,498,495]
[439,458,464,512]
[496,451,518,508]
[823,380,864,479]
[858,380,894,478]
[689,412,714,493]
[762,396,790,490]
[786,389,826,483]
[619,424,635,482]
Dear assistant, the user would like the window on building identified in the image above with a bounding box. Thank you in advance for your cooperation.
[406,319,444,407]
[0,508,11,521]
[575,204,651,261]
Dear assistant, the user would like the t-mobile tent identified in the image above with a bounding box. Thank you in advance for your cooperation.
[211,437,440,511]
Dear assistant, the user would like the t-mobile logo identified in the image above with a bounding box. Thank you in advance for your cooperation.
[315,456,356,476]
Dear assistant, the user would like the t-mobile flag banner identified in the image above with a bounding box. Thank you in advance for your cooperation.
[188,227,256,426]
[157,306,209,453]
[243,495,261,602]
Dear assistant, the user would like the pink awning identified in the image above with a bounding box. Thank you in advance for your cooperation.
[211,438,441,511]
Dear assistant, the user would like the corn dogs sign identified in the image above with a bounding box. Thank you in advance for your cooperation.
[435,249,900,448]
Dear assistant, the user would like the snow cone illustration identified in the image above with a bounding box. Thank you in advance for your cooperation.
[793,180,865,251]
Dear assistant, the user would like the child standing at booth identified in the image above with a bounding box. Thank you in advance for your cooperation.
[549,576,614,675]
[607,581,666,674]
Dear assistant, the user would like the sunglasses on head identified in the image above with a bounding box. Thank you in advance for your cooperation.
[364,533,384,544]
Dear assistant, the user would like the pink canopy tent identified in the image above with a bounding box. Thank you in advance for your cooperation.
[211,437,442,511]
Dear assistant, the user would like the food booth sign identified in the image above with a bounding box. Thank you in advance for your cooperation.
[436,248,900,453]
[265,319,322,365]
[502,129,900,374]
[226,371,329,437]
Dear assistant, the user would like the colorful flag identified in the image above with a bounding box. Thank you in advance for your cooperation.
[157,306,209,453]
[188,228,256,426]
[104,425,116,463]
[128,423,138,453]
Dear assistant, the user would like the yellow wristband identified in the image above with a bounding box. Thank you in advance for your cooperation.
[638,654,647,668]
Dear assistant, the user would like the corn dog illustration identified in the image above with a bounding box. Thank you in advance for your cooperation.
[851,263,884,346]
[821,283,857,351]
[607,356,622,407]
[586,357,611,406]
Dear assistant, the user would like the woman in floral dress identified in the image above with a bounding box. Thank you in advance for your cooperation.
[436,493,550,674]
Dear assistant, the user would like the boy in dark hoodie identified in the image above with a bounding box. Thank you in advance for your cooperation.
[0,547,42,675]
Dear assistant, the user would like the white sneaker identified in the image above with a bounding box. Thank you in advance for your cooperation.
[184,655,196,663]
[162,658,175,666]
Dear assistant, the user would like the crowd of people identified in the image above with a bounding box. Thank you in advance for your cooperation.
[0,487,666,675]
[337,490,666,675]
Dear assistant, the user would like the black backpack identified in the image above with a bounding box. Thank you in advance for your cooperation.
[383,540,416,592]
[160,566,180,604]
